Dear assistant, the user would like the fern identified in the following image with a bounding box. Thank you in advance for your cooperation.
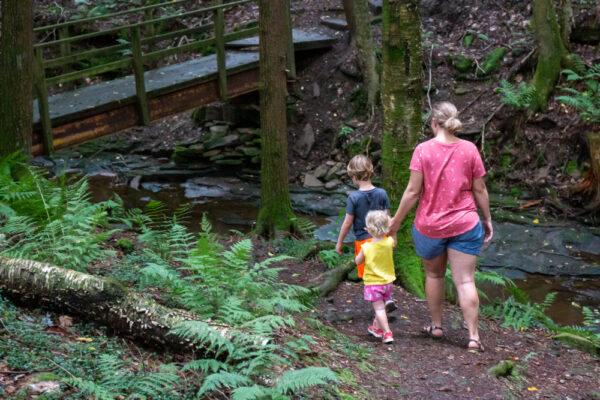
[497,80,536,109]
[63,377,114,400]
[275,367,338,395]
[198,371,252,396]
[557,57,600,123]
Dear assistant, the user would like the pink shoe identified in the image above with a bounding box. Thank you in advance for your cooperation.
[383,331,394,344]
[368,321,383,338]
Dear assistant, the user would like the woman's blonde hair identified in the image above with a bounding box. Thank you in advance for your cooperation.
[432,101,462,134]
[365,210,390,237]
[347,154,374,182]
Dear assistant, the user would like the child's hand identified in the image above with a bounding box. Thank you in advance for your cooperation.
[335,243,343,255]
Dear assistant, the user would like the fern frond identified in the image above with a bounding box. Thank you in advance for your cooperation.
[198,371,252,396]
[63,377,114,400]
[275,367,337,395]
[170,321,234,357]
[181,359,228,373]
[231,385,271,400]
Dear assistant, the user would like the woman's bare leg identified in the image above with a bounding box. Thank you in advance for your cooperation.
[447,248,480,344]
[422,252,448,335]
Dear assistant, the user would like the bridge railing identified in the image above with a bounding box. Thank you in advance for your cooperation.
[33,0,264,155]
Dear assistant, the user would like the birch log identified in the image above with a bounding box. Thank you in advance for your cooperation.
[0,257,232,352]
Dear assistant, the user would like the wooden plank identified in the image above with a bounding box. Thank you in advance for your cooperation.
[32,67,260,155]
[284,0,296,80]
[46,58,132,86]
[33,48,54,155]
[226,29,336,50]
[214,0,227,101]
[131,25,150,125]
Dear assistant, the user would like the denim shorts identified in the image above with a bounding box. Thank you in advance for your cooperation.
[412,221,484,259]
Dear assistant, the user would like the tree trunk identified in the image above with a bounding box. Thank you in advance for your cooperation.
[0,257,233,352]
[558,0,573,51]
[381,0,426,298]
[0,0,33,159]
[586,132,600,208]
[343,0,379,111]
[381,0,423,202]
[530,0,569,113]
[256,0,297,238]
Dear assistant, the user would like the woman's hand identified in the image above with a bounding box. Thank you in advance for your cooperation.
[482,219,493,243]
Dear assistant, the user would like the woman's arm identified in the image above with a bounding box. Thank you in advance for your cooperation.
[472,177,493,243]
[389,171,424,235]
[335,214,354,254]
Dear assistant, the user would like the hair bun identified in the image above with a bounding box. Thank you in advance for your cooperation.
[443,117,462,133]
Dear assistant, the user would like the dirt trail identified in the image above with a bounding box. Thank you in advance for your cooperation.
[309,278,600,399]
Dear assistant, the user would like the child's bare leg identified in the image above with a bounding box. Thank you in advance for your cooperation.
[372,301,390,333]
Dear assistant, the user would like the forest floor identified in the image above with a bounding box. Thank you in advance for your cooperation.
[5,0,599,398]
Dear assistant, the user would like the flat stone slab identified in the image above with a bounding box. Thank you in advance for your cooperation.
[479,222,600,276]
[320,18,349,31]
[34,52,259,124]
[226,29,336,51]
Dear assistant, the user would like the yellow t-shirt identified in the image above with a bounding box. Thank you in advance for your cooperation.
[361,236,396,286]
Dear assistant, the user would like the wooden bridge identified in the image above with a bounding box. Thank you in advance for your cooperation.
[31,0,334,155]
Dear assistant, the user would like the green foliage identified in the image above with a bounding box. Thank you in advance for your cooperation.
[482,290,557,331]
[338,126,354,137]
[318,248,345,269]
[557,56,600,123]
[0,157,116,271]
[582,306,600,339]
[497,80,536,109]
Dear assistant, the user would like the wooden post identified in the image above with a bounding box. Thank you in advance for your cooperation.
[33,48,54,155]
[145,7,155,56]
[59,27,73,90]
[284,0,296,81]
[214,0,227,101]
[131,25,150,125]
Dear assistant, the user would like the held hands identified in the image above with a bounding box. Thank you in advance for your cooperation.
[482,219,493,243]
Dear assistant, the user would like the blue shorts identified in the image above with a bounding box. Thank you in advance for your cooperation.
[412,221,484,259]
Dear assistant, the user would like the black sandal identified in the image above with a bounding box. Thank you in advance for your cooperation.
[467,339,485,353]
[423,325,443,339]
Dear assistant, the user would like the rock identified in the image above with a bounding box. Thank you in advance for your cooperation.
[325,179,341,190]
[346,268,360,282]
[320,17,349,31]
[204,134,240,150]
[313,164,329,179]
[203,149,221,158]
[304,173,324,188]
[215,159,243,165]
[479,47,506,76]
[209,124,229,137]
[222,104,240,125]
[209,154,225,161]
[452,54,475,74]
[325,162,344,181]
[313,82,321,98]
[237,127,258,136]
[295,124,315,159]
[129,176,141,190]
[239,146,261,157]
[554,333,600,356]
[455,87,471,95]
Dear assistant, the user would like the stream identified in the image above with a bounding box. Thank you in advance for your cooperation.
[36,145,600,326]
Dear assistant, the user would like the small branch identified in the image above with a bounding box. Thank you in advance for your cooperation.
[45,357,75,379]
[426,45,434,112]
[459,91,484,114]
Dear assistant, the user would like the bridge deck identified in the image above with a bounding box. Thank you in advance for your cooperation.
[32,29,334,154]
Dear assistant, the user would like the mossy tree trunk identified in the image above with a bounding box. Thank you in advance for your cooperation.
[0,257,234,352]
[530,0,569,113]
[558,0,573,51]
[0,0,33,159]
[381,0,423,202]
[381,0,425,297]
[256,0,297,238]
[343,0,379,111]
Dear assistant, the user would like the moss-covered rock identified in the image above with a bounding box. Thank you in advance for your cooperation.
[115,238,135,254]
[489,360,517,378]
[479,48,506,76]
[453,55,475,73]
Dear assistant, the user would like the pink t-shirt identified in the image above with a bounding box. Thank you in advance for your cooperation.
[409,138,485,239]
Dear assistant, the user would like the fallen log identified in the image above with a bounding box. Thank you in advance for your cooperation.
[309,260,355,297]
[0,257,232,352]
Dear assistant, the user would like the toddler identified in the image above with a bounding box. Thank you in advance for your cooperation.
[355,210,396,344]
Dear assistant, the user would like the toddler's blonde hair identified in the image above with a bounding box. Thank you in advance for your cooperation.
[347,154,374,182]
[432,101,462,134]
[365,210,390,237]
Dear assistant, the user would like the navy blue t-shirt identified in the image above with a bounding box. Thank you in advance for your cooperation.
[346,187,390,241]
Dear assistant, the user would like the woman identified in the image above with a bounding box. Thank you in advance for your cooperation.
[388,102,493,352]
